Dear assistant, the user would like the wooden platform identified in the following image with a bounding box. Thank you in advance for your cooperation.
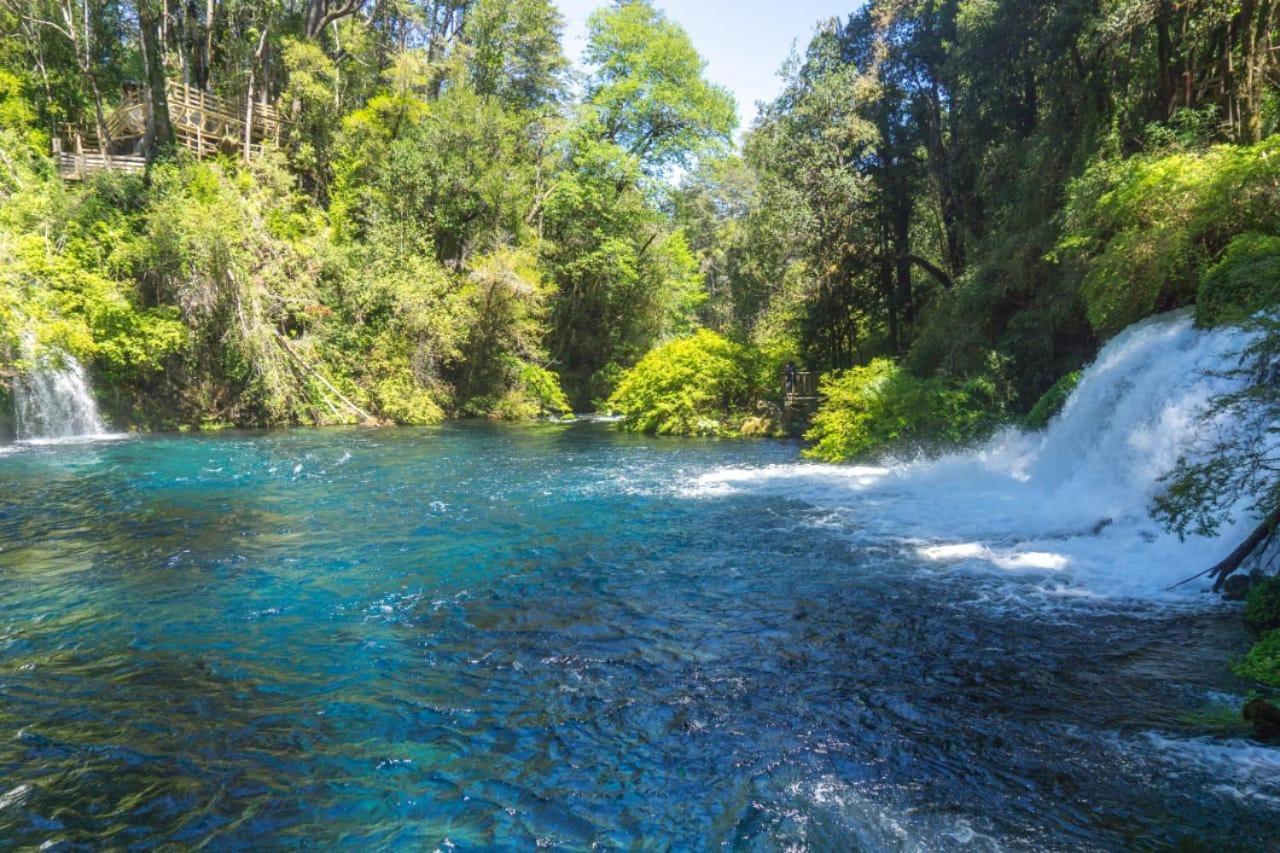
[54,80,283,178]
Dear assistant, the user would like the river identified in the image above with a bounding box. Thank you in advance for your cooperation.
[4,312,1280,847]
[0,414,1277,848]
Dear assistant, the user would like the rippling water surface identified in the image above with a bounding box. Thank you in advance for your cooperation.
[0,422,1276,849]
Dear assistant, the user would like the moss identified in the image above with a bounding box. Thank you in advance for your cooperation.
[1025,370,1081,431]
[1195,233,1280,327]
[1245,576,1280,632]
[1233,629,1280,687]
[1176,703,1254,737]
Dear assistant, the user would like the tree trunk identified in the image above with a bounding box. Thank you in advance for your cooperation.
[1157,0,1176,118]
[243,25,269,161]
[139,0,174,159]
[303,0,368,41]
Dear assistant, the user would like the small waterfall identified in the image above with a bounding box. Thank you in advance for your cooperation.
[13,339,108,442]
[693,311,1263,599]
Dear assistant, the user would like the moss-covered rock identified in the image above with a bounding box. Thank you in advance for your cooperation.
[1025,370,1081,431]
[0,383,12,441]
[1245,575,1280,632]
[1196,233,1280,327]
[1243,697,1280,741]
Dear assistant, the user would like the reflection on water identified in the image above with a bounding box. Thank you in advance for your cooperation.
[0,423,1275,848]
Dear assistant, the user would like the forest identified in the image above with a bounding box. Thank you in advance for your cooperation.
[3,0,1280,477]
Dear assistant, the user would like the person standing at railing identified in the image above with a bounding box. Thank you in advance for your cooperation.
[784,361,796,396]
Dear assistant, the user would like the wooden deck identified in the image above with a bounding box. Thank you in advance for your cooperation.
[54,80,283,179]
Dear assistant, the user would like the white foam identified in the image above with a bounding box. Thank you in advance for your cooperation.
[690,312,1262,600]
[1146,734,1280,809]
[12,334,109,441]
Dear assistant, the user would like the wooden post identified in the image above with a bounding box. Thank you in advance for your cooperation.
[197,89,204,156]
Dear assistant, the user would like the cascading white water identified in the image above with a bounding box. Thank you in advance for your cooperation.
[12,337,108,442]
[693,311,1263,600]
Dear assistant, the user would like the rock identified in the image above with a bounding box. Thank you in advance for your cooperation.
[1221,574,1253,601]
[740,416,775,438]
[1243,698,1280,741]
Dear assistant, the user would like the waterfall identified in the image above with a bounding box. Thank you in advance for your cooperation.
[12,338,108,442]
[693,311,1263,600]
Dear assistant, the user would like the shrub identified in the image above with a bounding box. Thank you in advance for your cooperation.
[1196,233,1280,327]
[1233,629,1280,687]
[1061,136,1280,338]
[607,329,758,436]
[804,359,1007,462]
[1246,576,1280,632]
[484,363,573,420]
[1025,370,1081,431]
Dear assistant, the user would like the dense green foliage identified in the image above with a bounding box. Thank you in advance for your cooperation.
[607,330,759,436]
[1061,139,1280,337]
[0,0,734,432]
[1196,233,1280,327]
[1025,371,1081,431]
[1247,577,1280,632]
[804,359,1009,462]
[1234,629,1280,687]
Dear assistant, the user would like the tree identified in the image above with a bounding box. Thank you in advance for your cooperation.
[582,0,736,174]
[465,0,566,111]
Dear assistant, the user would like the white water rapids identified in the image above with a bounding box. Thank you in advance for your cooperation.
[694,311,1262,601]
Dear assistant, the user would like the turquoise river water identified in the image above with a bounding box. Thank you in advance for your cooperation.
[0,421,1278,849]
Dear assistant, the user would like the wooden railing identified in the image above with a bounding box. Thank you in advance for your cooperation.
[164,80,283,153]
[53,80,284,178]
[784,370,818,401]
[52,137,145,179]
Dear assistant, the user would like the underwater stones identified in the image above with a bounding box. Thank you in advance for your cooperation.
[1243,698,1280,741]
[1222,574,1253,601]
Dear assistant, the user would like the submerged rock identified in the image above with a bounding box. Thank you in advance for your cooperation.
[1243,698,1280,741]
[1222,574,1253,601]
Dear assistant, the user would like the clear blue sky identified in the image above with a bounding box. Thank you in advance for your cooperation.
[556,0,857,133]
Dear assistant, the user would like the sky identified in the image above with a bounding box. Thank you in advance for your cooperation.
[555,0,856,133]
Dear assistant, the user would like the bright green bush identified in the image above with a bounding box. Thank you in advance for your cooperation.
[1246,576,1280,632]
[607,329,758,436]
[1062,136,1280,337]
[804,359,1006,462]
[1196,233,1280,327]
[1025,370,1081,430]
[1233,629,1280,687]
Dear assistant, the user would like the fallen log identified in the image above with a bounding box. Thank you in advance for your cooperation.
[272,331,380,425]
[1209,503,1280,591]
